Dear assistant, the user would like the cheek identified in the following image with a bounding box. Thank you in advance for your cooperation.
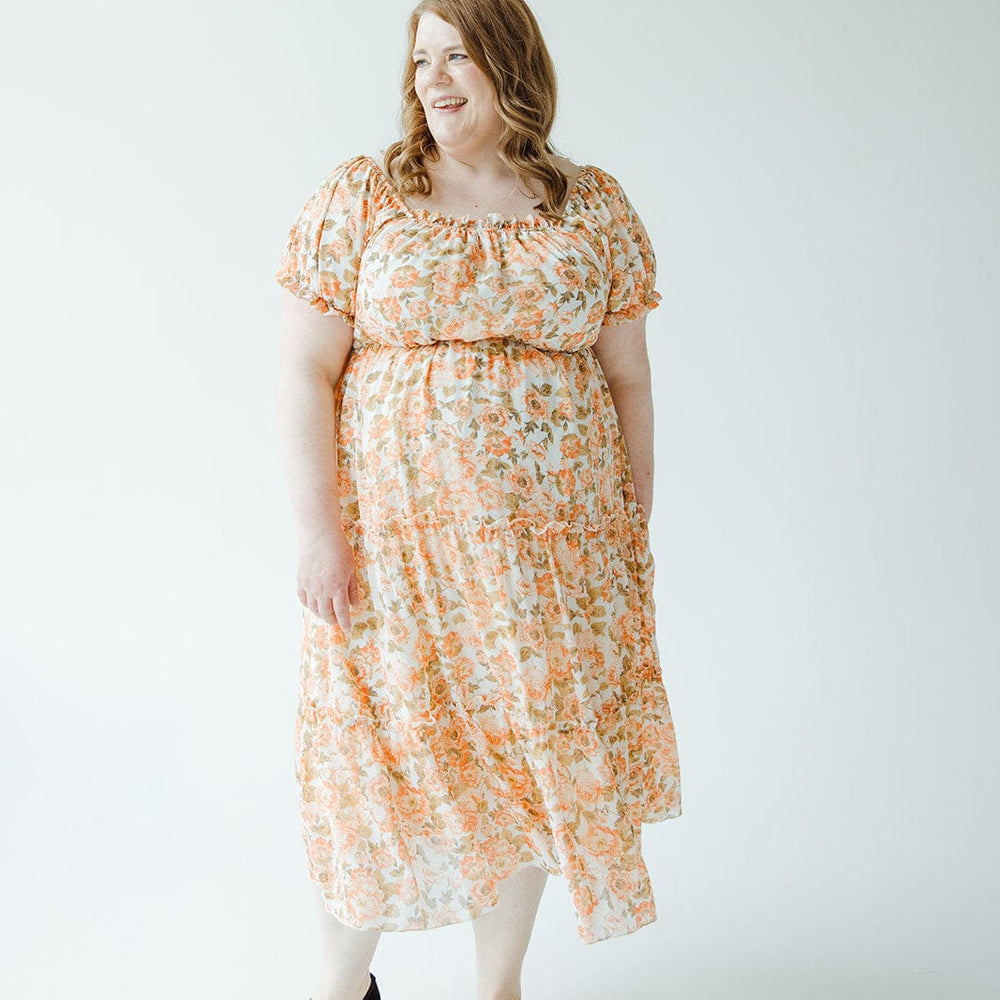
[462,67,494,102]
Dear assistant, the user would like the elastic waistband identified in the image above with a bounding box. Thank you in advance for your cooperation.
[353,337,582,355]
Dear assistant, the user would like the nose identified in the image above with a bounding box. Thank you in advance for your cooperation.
[428,57,451,86]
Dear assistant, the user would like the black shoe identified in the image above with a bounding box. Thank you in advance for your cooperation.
[308,973,379,1000]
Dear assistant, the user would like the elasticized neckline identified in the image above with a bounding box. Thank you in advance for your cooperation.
[362,155,596,230]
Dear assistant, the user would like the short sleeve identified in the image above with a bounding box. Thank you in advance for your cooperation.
[595,169,663,326]
[274,154,374,324]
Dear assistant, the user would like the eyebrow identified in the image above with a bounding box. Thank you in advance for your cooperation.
[412,44,465,56]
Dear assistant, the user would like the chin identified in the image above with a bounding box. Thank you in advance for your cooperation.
[429,127,467,147]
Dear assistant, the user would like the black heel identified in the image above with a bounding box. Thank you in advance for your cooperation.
[307,972,379,1000]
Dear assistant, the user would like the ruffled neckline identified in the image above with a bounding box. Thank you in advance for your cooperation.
[362,155,595,230]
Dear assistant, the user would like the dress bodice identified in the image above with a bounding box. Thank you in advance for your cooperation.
[276,154,661,352]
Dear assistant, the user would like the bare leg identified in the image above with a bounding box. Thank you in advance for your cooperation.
[472,865,549,1000]
[310,885,382,1000]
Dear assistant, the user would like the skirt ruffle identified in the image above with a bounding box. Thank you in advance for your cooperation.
[294,491,681,944]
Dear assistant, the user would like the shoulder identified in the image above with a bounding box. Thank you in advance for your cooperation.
[576,163,651,229]
[551,153,584,184]
[306,154,390,223]
[319,153,381,192]
[569,161,627,226]
[578,162,629,202]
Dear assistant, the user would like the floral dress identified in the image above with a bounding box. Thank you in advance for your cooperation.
[275,153,682,945]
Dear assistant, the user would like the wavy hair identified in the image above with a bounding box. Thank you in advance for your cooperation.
[383,0,569,220]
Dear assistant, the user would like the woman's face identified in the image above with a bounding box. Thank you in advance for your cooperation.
[412,12,504,156]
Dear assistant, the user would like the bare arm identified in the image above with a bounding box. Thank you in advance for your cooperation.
[274,288,358,633]
[591,314,654,522]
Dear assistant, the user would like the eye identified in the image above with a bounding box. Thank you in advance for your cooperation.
[413,52,466,68]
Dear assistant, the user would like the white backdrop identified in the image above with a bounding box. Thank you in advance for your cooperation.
[1,1,997,998]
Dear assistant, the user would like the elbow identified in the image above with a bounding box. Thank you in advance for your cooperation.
[604,368,652,394]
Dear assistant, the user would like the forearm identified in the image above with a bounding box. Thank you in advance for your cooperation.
[606,378,654,521]
[274,368,344,543]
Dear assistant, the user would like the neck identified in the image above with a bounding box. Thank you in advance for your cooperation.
[432,143,512,183]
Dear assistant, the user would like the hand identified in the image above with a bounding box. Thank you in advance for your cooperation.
[296,529,360,638]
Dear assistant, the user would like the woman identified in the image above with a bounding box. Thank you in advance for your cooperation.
[274,1,682,997]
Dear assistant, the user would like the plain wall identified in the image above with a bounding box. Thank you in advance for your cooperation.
[1,1,997,997]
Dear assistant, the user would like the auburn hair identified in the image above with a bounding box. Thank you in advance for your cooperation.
[383,0,569,220]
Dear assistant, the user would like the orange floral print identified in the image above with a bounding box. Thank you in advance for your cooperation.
[276,154,681,944]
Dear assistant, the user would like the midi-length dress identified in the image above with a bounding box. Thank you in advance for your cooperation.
[275,153,682,945]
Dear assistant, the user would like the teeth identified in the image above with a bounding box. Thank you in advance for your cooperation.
[434,98,467,108]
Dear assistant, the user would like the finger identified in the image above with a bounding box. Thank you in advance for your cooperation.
[307,593,331,626]
[332,592,352,637]
[317,594,338,627]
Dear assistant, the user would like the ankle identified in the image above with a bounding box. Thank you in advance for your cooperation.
[312,970,374,1000]
[477,987,521,1000]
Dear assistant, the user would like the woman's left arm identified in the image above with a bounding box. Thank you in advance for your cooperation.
[591,314,654,523]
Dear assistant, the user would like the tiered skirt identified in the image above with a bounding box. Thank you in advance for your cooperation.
[293,336,681,944]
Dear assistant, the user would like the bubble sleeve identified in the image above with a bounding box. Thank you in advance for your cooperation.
[274,154,374,325]
[597,171,663,326]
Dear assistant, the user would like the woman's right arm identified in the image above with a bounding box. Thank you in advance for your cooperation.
[274,287,359,638]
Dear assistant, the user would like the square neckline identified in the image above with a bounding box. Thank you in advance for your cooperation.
[363,155,593,229]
